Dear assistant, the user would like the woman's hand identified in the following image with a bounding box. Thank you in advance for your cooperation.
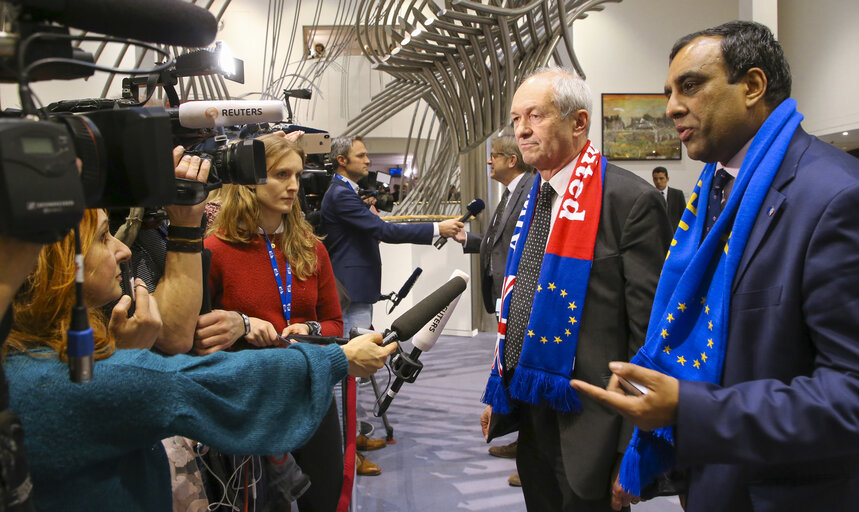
[282,323,310,337]
[193,309,244,355]
[340,333,398,378]
[244,317,279,347]
[109,279,162,349]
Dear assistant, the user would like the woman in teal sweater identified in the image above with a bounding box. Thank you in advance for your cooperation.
[3,209,394,512]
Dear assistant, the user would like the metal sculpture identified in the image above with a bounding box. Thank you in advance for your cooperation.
[346,0,622,214]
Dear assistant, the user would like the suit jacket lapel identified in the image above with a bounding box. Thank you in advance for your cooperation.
[493,174,531,249]
[733,129,810,289]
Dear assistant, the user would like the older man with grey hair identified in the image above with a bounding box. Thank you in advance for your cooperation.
[479,67,671,511]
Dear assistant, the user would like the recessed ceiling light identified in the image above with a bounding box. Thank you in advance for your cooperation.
[843,132,850,136]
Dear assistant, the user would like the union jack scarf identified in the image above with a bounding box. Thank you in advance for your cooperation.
[482,141,604,414]
[618,99,803,495]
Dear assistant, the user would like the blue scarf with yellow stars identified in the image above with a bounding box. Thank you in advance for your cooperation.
[483,141,604,414]
[618,99,803,495]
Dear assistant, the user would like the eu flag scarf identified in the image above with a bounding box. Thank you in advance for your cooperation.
[618,99,804,495]
[483,141,604,414]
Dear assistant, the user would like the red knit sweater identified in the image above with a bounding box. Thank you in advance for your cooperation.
[206,234,343,339]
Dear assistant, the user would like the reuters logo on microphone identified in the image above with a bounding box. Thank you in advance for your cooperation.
[204,107,219,119]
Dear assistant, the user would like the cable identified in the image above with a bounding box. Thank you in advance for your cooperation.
[16,32,173,116]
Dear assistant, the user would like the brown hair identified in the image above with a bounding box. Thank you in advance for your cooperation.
[6,209,114,361]
[209,133,319,279]
[492,136,535,174]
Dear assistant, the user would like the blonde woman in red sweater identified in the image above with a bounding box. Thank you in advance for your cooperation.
[195,133,345,511]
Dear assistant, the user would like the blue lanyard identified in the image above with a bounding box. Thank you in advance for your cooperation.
[333,173,356,192]
[261,230,292,325]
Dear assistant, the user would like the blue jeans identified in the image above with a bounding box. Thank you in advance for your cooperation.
[342,302,373,338]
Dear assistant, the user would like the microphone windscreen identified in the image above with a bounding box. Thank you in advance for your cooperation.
[391,275,468,342]
[412,270,469,351]
[466,198,485,216]
[395,267,423,300]
[28,0,218,47]
[178,101,287,129]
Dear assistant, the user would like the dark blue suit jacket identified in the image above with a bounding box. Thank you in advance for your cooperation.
[320,178,433,304]
[676,128,859,512]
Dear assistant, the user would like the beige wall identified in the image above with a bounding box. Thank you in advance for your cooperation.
[779,0,859,138]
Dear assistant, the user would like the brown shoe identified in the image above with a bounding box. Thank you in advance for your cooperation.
[356,453,381,476]
[356,433,387,451]
[488,440,517,459]
[507,472,521,487]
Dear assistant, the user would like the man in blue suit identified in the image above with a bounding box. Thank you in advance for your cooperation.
[573,21,859,511]
[320,136,463,336]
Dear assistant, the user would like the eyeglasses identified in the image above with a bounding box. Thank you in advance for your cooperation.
[490,152,510,159]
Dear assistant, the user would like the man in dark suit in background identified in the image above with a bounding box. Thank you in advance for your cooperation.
[321,136,463,336]
[652,166,686,229]
[480,67,671,511]
[455,136,535,484]
[573,21,859,512]
[455,136,536,315]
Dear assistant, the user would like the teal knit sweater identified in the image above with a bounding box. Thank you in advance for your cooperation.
[5,343,348,512]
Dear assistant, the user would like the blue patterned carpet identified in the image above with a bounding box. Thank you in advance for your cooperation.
[351,332,682,512]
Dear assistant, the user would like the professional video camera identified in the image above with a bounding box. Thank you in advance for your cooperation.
[0,0,218,243]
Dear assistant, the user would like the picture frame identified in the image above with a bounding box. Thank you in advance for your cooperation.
[601,93,681,160]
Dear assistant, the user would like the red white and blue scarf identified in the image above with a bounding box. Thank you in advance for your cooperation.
[483,141,604,413]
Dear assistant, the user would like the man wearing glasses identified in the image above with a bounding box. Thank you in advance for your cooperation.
[455,136,536,317]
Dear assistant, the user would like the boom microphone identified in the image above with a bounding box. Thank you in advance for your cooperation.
[434,198,485,249]
[375,271,470,416]
[177,101,288,129]
[21,0,218,47]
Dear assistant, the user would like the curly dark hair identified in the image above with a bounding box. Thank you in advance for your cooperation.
[670,21,791,108]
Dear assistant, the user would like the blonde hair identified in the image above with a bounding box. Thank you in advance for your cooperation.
[209,133,319,279]
[6,209,115,361]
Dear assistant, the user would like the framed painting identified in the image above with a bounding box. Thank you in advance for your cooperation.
[601,93,681,160]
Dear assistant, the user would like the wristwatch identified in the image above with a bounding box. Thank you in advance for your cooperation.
[304,321,321,336]
[237,312,251,336]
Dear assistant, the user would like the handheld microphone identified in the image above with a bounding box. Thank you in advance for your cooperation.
[177,101,288,129]
[387,267,422,314]
[375,270,470,416]
[21,0,218,47]
[434,198,485,249]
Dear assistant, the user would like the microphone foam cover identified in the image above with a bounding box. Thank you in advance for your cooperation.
[466,198,485,216]
[391,275,468,342]
[42,0,218,47]
[178,101,287,129]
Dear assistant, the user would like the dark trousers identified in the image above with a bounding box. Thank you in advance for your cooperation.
[292,398,344,512]
[516,402,622,512]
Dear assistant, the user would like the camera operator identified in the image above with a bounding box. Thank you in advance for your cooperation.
[3,207,396,512]
[109,147,210,353]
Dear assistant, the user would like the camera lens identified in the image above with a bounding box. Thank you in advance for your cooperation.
[217,138,266,185]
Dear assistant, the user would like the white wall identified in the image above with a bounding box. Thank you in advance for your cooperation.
[3,0,856,197]
[778,0,859,137]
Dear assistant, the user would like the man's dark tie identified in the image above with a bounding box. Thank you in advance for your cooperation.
[483,188,511,274]
[703,169,733,237]
[504,182,555,372]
